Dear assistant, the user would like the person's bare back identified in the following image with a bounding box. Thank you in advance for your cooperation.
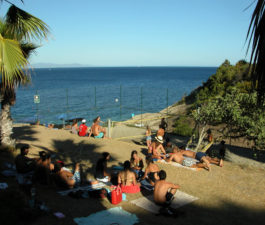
[166,152,184,164]
[181,149,196,158]
[154,170,180,205]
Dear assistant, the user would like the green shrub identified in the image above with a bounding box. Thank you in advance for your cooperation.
[173,115,193,137]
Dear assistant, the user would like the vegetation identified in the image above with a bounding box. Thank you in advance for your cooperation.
[181,59,265,150]
[173,115,193,137]
[0,1,49,147]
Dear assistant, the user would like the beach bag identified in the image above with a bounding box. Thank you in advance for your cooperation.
[111,185,122,205]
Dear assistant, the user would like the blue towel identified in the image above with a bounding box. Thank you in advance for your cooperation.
[74,207,139,225]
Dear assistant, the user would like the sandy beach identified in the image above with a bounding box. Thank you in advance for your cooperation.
[0,123,263,225]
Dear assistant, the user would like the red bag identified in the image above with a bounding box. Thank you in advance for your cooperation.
[111,185,122,205]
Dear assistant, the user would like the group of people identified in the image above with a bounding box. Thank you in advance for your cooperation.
[94,150,179,210]
[71,116,107,138]
[146,119,224,171]
[14,117,226,213]
[15,145,82,189]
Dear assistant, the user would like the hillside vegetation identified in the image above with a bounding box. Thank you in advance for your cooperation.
[174,60,265,150]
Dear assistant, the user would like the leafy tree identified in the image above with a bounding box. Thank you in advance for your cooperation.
[0,2,49,147]
[192,89,265,150]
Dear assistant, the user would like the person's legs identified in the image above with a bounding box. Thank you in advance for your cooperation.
[206,156,223,167]
[200,156,211,171]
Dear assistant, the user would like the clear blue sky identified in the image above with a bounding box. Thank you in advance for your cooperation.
[0,0,256,66]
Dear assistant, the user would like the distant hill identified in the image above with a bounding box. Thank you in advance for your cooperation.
[32,63,92,68]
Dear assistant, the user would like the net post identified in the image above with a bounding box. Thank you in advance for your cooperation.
[108,118,111,138]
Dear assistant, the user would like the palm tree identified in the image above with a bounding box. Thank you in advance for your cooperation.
[246,0,265,104]
[0,4,49,147]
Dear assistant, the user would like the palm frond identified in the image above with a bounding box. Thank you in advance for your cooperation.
[246,0,265,104]
[0,34,28,87]
[5,5,49,42]
[20,42,38,59]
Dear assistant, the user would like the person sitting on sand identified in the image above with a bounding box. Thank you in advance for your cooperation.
[141,155,160,186]
[78,119,88,136]
[53,162,81,189]
[15,145,36,178]
[71,119,79,135]
[35,152,54,184]
[95,152,111,182]
[180,149,223,171]
[148,136,166,160]
[166,147,208,169]
[130,150,144,178]
[118,160,141,193]
[219,140,226,159]
[154,170,180,212]
[88,117,107,139]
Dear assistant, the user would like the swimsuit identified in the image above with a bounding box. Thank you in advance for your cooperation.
[146,136,151,141]
[94,132,104,138]
[195,152,206,161]
[182,158,195,167]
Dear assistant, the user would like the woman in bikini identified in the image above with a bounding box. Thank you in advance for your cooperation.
[130,150,144,179]
[118,160,140,193]
[141,155,160,186]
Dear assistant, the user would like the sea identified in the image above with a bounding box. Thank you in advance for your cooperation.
[12,67,217,125]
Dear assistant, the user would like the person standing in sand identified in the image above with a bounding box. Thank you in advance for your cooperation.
[88,117,107,138]
[145,126,152,147]
[154,170,180,209]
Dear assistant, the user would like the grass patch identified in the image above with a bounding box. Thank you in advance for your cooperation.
[173,115,194,137]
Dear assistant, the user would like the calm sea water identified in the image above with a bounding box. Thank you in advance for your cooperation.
[12,67,217,124]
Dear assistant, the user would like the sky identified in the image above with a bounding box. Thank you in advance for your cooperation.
[0,0,256,67]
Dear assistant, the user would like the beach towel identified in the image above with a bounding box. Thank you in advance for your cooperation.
[74,207,139,225]
[140,179,154,191]
[130,191,198,214]
[157,157,201,171]
[57,182,106,196]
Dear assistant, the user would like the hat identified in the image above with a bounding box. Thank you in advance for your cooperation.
[82,119,86,123]
[155,136,164,143]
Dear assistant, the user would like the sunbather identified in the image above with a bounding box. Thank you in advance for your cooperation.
[154,170,180,207]
[166,147,208,169]
[88,117,107,138]
[181,149,223,171]
[118,160,140,193]
[130,150,144,178]
[141,155,160,186]
[53,162,81,189]
[95,152,111,182]
[148,136,166,160]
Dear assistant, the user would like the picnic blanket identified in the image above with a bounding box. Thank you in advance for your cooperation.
[131,190,198,214]
[57,182,106,196]
[74,207,139,225]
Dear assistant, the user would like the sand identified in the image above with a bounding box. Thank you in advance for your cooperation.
[2,123,265,225]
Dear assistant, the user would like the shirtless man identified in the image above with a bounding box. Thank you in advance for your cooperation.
[166,147,208,169]
[154,170,180,208]
[88,118,107,138]
[181,149,223,171]
[157,125,165,138]
[148,136,166,159]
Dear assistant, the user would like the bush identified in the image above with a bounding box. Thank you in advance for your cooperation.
[173,115,193,137]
